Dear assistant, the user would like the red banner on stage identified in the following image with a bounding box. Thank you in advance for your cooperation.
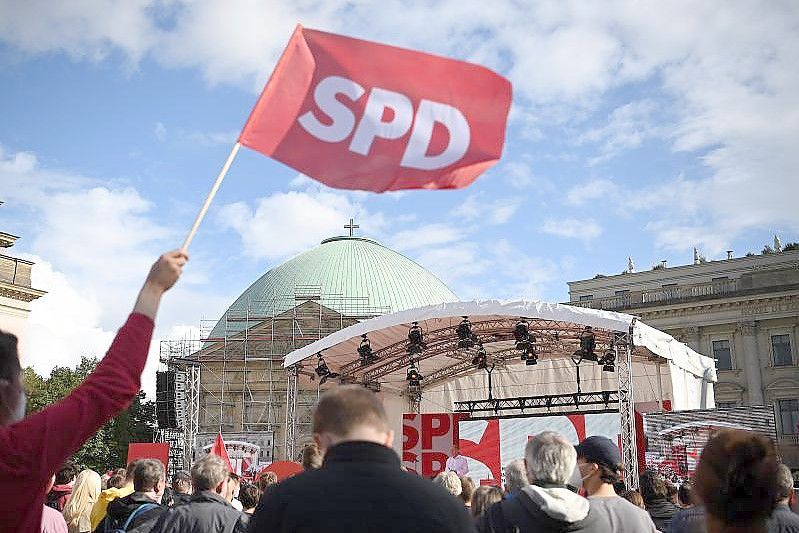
[239,25,512,192]
[127,443,169,470]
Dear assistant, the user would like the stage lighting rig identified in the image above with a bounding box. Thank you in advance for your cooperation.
[514,319,531,351]
[406,362,424,387]
[407,322,426,355]
[573,326,597,362]
[599,342,616,372]
[472,343,488,369]
[358,334,378,365]
[313,353,339,385]
[456,317,478,349]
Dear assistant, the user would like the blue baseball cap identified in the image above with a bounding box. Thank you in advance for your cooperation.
[575,436,621,468]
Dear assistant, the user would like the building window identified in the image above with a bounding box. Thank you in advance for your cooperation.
[579,295,593,302]
[614,290,630,295]
[712,340,733,371]
[716,402,737,409]
[772,335,793,366]
[777,399,799,436]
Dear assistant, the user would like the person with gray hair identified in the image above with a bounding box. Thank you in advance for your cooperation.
[150,454,248,532]
[504,459,529,498]
[434,471,463,497]
[766,464,799,531]
[477,431,611,533]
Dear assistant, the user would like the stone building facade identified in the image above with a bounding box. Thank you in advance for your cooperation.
[567,249,799,466]
[0,219,46,346]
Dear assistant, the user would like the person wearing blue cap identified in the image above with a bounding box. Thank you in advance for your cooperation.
[576,435,658,533]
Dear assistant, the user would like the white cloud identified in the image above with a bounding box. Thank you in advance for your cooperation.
[154,121,167,141]
[541,218,602,241]
[578,99,666,164]
[453,193,522,225]
[217,189,381,260]
[564,179,619,206]
[389,223,466,252]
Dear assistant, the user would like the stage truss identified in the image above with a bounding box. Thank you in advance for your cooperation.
[285,317,645,489]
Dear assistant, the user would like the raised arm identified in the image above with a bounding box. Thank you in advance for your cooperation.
[0,251,187,482]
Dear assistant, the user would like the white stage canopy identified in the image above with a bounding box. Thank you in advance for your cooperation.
[283,300,717,412]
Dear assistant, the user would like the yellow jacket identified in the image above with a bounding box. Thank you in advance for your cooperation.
[89,485,134,530]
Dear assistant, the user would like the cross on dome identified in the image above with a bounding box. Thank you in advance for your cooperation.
[344,218,360,237]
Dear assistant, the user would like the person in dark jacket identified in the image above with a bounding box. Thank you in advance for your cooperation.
[250,385,476,533]
[477,431,611,533]
[767,464,799,532]
[150,454,247,533]
[169,471,192,507]
[640,470,682,531]
[95,459,168,533]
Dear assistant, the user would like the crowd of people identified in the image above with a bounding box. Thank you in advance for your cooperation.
[2,251,799,532]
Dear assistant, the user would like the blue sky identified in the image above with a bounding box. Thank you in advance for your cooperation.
[1,1,797,388]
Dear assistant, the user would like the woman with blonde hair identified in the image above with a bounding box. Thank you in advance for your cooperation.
[63,469,101,533]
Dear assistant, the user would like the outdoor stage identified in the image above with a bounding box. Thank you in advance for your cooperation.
[283,300,718,489]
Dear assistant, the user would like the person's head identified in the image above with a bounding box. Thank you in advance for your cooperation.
[678,482,692,507]
[301,443,323,470]
[471,485,504,518]
[524,431,576,486]
[312,385,394,452]
[54,462,78,486]
[776,464,795,505]
[226,472,240,502]
[124,461,138,487]
[434,471,462,497]
[575,435,623,495]
[621,489,646,510]
[256,471,278,492]
[504,459,530,496]
[172,470,192,494]
[460,476,475,505]
[451,445,460,458]
[238,483,261,513]
[106,474,126,489]
[0,330,24,426]
[132,459,166,502]
[62,470,102,529]
[666,481,679,504]
[694,429,780,531]
[191,454,230,495]
[639,470,669,505]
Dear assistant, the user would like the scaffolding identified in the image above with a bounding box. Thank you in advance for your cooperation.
[158,287,385,470]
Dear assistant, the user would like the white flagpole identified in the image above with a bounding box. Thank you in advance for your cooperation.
[180,142,242,253]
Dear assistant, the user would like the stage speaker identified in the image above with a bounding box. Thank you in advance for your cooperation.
[156,370,178,428]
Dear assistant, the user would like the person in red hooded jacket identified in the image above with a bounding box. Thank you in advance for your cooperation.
[0,250,187,533]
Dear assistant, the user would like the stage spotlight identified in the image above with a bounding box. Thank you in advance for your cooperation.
[514,319,531,351]
[407,322,426,355]
[314,353,339,385]
[406,362,424,388]
[599,344,616,372]
[578,326,597,362]
[521,343,538,366]
[358,334,378,365]
[456,317,477,349]
[472,344,488,369]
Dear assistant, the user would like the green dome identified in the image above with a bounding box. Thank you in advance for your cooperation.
[209,235,458,338]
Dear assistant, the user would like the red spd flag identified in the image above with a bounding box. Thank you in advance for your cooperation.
[239,25,512,192]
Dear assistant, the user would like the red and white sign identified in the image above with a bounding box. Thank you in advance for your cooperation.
[402,413,467,477]
[239,25,512,192]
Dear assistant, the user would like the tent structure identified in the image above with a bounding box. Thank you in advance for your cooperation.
[283,300,717,487]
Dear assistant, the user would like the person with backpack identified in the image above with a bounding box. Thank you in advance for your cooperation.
[95,459,168,533]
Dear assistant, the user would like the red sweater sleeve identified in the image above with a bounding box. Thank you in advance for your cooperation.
[0,313,154,481]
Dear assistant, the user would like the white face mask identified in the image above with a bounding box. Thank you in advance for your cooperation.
[14,390,26,422]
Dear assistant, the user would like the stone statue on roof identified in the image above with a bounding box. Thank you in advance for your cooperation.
[627,257,634,273]
[775,234,782,252]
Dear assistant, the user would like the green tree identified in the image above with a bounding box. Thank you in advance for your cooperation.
[23,358,156,472]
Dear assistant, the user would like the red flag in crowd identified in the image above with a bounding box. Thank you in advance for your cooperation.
[210,431,234,473]
[238,25,512,192]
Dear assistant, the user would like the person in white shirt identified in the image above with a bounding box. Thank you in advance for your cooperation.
[445,445,468,476]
